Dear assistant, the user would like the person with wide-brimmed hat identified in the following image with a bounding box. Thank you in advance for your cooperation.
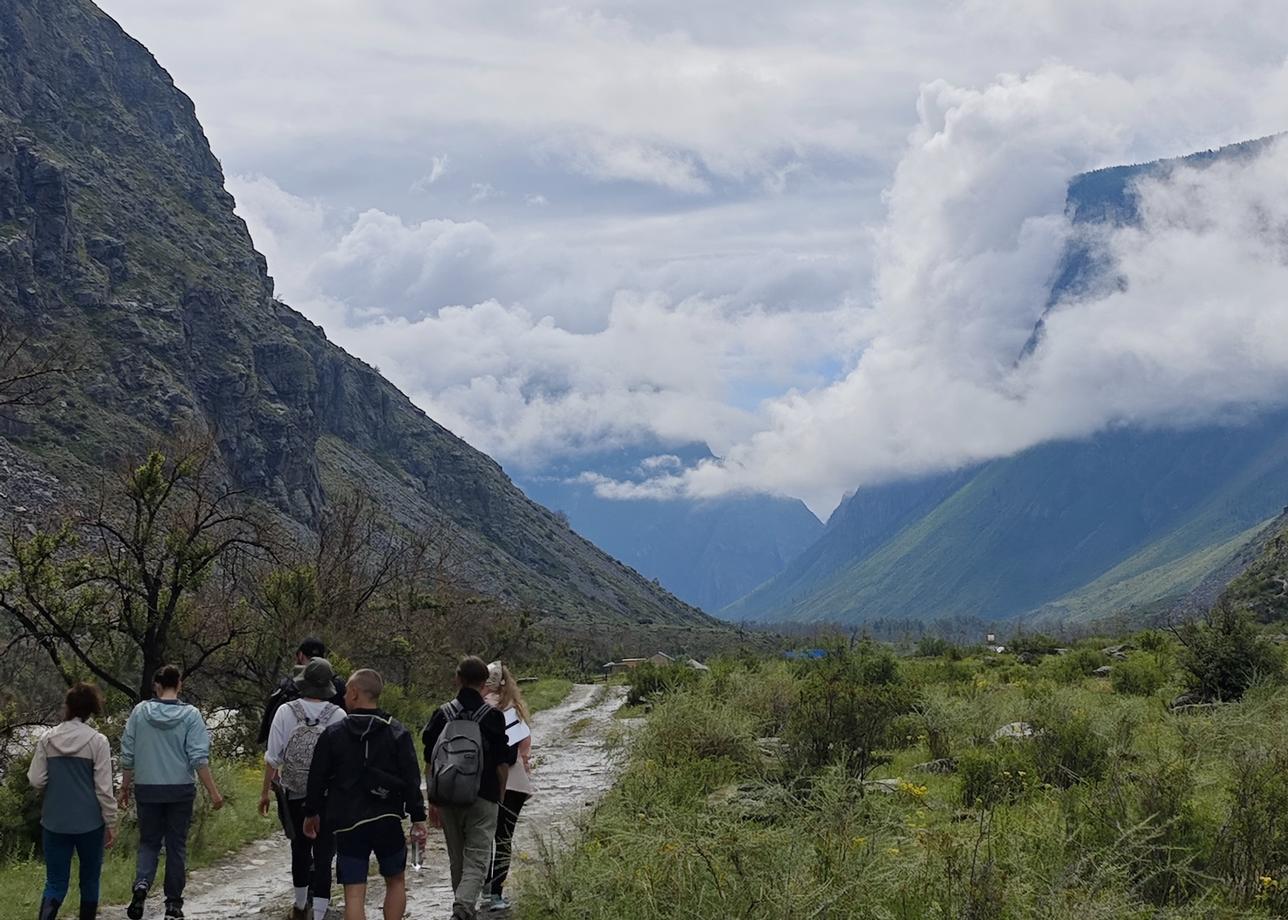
[259,657,347,920]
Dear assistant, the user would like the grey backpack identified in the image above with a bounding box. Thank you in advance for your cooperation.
[428,701,492,807]
[280,701,338,794]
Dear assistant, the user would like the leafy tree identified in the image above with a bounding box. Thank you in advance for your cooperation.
[0,443,271,702]
[1174,603,1284,701]
[785,640,919,783]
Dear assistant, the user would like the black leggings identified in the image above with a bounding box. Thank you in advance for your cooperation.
[286,796,334,900]
[487,790,530,896]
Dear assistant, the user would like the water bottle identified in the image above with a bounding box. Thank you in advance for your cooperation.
[410,836,423,872]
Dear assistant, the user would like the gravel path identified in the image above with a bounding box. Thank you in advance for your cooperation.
[152,683,625,919]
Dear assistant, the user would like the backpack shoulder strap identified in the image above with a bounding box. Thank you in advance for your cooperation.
[442,701,463,721]
[471,703,493,724]
[287,699,307,721]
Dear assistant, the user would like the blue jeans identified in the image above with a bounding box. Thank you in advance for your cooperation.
[43,826,106,904]
[135,798,195,903]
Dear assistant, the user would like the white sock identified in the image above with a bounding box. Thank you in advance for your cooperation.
[294,887,309,909]
[313,897,330,919]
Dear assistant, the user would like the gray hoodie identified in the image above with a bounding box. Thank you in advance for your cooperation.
[27,719,117,835]
[120,698,211,803]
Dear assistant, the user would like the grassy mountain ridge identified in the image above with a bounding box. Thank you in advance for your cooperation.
[0,0,716,629]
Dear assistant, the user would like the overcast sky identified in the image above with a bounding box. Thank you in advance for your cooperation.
[100,0,1288,514]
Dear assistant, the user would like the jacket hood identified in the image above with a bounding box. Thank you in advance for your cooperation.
[342,709,393,739]
[139,698,196,730]
[41,718,101,757]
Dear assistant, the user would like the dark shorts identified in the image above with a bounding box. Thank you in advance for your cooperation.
[334,817,407,885]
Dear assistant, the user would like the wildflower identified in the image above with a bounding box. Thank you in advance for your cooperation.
[887,847,901,856]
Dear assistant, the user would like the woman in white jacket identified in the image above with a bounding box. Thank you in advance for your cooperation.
[28,682,117,920]
[482,662,535,913]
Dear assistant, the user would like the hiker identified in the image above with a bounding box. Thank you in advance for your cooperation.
[482,662,534,913]
[119,665,223,920]
[303,669,427,920]
[259,657,347,920]
[258,637,347,746]
[27,682,117,920]
[423,656,516,920]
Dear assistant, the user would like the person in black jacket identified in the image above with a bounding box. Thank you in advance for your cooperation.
[303,669,427,920]
[422,656,516,920]
[257,638,347,746]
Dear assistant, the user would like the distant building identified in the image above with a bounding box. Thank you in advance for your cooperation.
[603,651,705,675]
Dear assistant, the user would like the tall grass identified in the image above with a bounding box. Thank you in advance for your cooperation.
[519,642,1288,920]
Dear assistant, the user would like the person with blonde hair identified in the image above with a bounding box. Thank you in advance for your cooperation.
[482,662,535,912]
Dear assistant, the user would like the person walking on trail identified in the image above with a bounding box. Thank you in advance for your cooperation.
[423,656,516,920]
[302,669,427,920]
[481,662,534,913]
[119,665,224,920]
[258,637,347,746]
[259,638,348,848]
[259,658,347,920]
[28,682,117,920]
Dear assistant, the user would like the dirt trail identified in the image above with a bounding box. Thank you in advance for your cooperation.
[169,683,626,919]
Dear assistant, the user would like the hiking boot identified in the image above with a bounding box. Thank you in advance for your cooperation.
[163,901,184,920]
[126,884,148,920]
[38,896,61,920]
[78,903,98,920]
[289,907,308,920]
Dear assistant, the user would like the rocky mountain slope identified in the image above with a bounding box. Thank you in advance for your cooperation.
[515,442,822,611]
[727,138,1288,625]
[0,0,717,629]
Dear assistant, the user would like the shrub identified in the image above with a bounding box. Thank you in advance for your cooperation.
[634,690,759,770]
[0,751,40,859]
[1218,745,1288,910]
[1037,648,1108,685]
[1031,707,1109,788]
[1111,653,1167,696]
[958,745,1037,807]
[915,636,957,658]
[727,662,798,736]
[626,661,704,706]
[1007,632,1061,657]
[784,642,919,778]
[1178,604,1285,701]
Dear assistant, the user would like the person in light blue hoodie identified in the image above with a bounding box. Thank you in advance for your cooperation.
[118,665,223,920]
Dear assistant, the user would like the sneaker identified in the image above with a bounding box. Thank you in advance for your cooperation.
[163,902,184,920]
[486,894,513,912]
[126,884,148,920]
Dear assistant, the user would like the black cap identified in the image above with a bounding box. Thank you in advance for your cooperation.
[297,636,326,658]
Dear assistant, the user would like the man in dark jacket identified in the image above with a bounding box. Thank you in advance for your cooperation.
[257,637,347,746]
[304,669,427,920]
[422,656,516,920]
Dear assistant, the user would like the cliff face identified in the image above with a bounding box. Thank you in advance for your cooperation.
[0,0,716,628]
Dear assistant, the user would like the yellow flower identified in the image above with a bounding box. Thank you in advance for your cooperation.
[887,847,901,856]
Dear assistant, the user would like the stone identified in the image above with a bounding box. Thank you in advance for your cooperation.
[992,722,1035,742]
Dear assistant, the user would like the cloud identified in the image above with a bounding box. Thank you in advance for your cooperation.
[657,74,1288,511]
[122,0,1288,515]
[410,155,449,192]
